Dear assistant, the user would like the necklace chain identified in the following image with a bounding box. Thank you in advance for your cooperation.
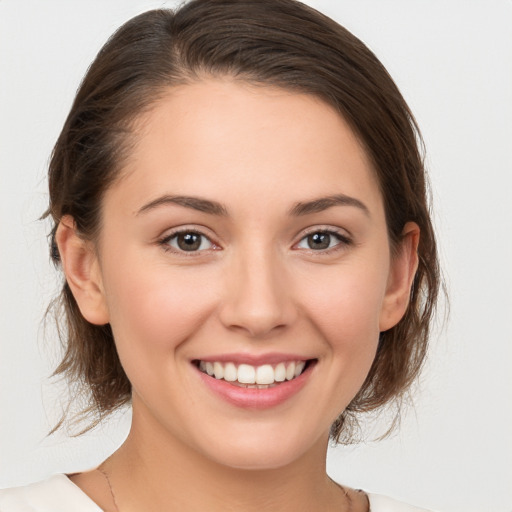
[97,466,359,512]
[344,486,354,512]
[97,465,120,512]
[337,482,354,512]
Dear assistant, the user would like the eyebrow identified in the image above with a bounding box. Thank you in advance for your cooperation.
[288,194,370,217]
[137,195,228,216]
[136,193,369,217]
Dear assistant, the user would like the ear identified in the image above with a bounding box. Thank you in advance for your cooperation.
[55,215,110,325]
[379,222,420,332]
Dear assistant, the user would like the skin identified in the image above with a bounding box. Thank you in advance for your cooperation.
[57,79,419,512]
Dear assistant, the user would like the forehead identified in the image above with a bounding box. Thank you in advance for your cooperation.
[108,79,383,217]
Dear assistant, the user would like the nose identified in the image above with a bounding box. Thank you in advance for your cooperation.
[218,245,297,339]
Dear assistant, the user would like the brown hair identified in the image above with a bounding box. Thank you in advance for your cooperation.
[46,0,440,441]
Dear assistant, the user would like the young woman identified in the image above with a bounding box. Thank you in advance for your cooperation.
[0,1,441,510]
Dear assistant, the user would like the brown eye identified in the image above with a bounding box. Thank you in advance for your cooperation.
[177,233,201,251]
[296,230,350,252]
[166,231,213,252]
[307,232,331,250]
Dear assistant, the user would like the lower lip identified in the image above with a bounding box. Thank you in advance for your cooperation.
[195,362,315,409]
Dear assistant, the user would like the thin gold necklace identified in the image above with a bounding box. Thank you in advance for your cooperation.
[341,484,353,512]
[97,466,359,512]
[97,465,119,512]
[333,479,353,512]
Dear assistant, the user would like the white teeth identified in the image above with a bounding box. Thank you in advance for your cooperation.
[285,362,296,381]
[237,364,256,384]
[198,360,309,385]
[294,361,306,377]
[223,362,237,382]
[213,362,224,380]
[274,363,286,382]
[255,364,274,385]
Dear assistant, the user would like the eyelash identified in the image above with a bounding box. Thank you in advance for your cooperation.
[295,228,352,254]
[157,227,352,256]
[158,229,218,256]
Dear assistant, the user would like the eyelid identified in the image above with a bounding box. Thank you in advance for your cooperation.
[157,226,221,255]
[293,226,353,253]
[156,224,353,256]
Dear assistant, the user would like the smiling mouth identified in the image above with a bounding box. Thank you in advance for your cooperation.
[194,360,315,389]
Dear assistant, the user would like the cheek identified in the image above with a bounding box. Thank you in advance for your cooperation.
[286,263,389,426]
[296,261,388,366]
[102,259,218,356]
[304,264,386,330]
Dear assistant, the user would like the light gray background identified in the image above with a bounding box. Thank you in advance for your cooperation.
[1,1,511,511]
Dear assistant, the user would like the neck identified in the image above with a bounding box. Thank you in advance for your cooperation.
[104,405,345,512]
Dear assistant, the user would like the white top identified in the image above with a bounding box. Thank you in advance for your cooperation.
[0,474,436,511]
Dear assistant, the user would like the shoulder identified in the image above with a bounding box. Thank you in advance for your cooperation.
[0,474,102,512]
[368,493,438,512]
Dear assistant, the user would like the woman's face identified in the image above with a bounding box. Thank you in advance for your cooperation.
[71,79,416,469]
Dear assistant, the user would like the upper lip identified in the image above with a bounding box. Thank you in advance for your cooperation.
[192,353,314,366]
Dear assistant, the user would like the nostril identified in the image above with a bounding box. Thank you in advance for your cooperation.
[217,271,297,338]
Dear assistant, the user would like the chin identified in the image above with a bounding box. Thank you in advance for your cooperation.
[196,426,325,471]
[209,448,302,471]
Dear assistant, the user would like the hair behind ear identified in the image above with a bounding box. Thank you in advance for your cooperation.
[50,217,130,433]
